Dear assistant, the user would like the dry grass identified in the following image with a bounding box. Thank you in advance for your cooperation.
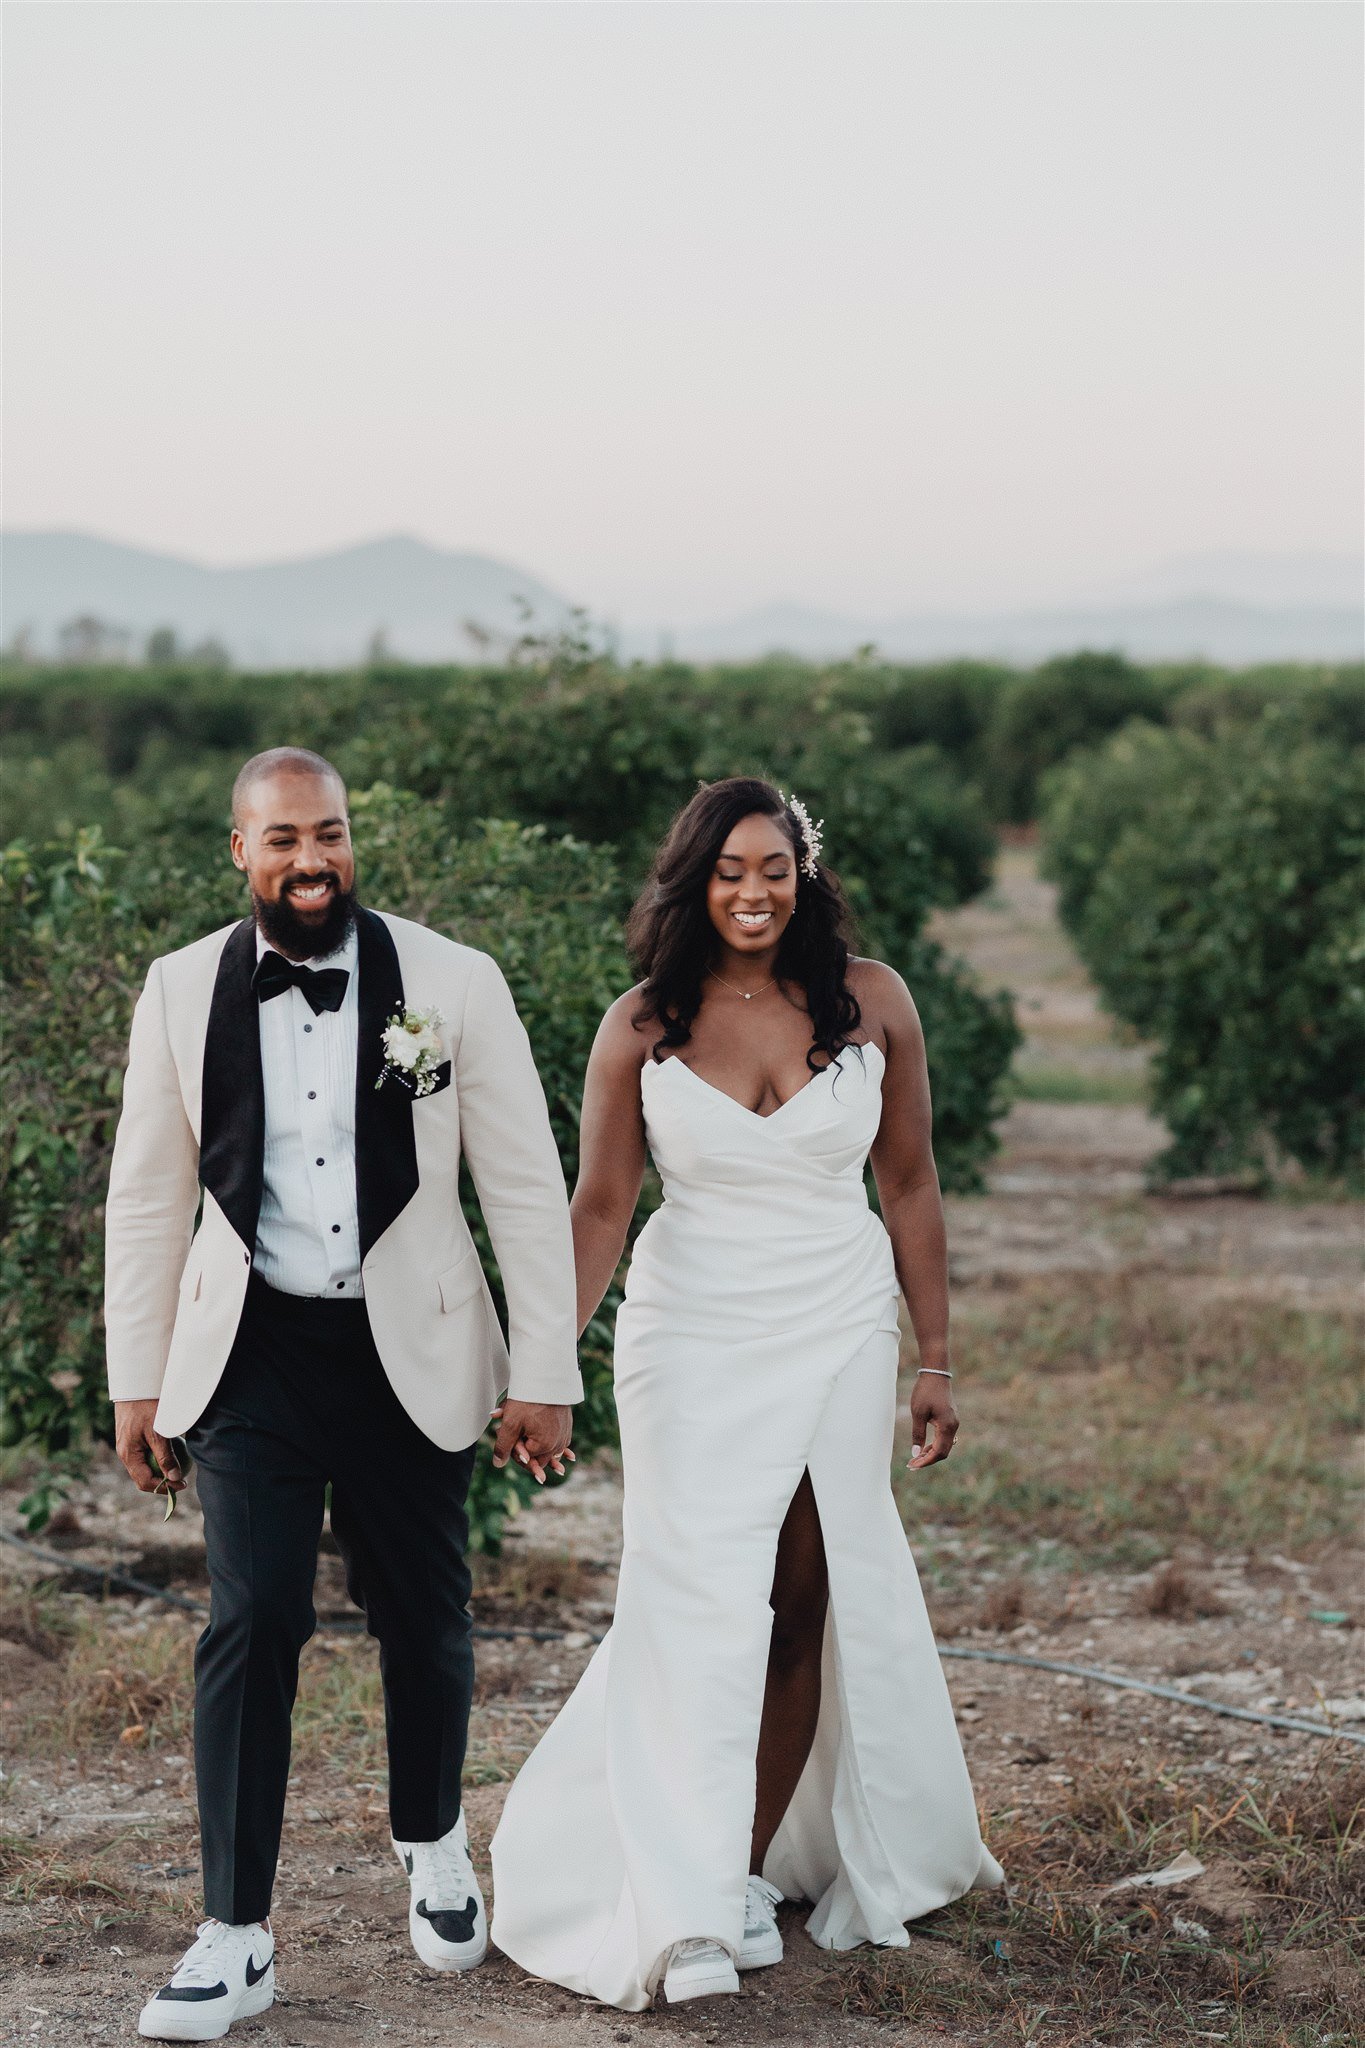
[901,1274,1364,1572]
[0,1832,135,1908]
[1142,1562,1227,1621]
[828,1753,1365,2045]
[0,1583,72,1660]
[473,1547,596,1624]
[4,1609,540,1790]
[979,1579,1028,1633]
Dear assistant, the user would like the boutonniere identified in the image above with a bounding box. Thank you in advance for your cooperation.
[376,1003,446,1097]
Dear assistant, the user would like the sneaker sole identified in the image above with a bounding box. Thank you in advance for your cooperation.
[662,1963,740,2003]
[737,1929,784,1970]
[138,1975,274,2040]
[409,1899,488,1972]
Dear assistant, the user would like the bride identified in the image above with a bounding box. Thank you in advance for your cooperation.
[491,777,1002,2009]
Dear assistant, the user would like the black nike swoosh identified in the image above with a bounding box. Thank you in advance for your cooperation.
[245,1952,273,1987]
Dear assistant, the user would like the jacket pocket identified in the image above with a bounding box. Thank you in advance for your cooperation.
[410,1060,453,1100]
[437,1251,483,1314]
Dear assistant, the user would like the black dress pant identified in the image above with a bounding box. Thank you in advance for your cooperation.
[185,1274,477,1924]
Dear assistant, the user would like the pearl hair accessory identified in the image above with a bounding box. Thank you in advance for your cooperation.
[783,792,824,879]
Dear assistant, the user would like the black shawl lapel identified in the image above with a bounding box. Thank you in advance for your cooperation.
[199,917,265,1252]
[355,906,420,1260]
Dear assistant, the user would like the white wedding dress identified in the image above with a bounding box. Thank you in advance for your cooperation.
[490,1040,1003,2010]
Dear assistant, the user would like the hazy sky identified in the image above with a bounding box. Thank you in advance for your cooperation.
[4,2,1361,625]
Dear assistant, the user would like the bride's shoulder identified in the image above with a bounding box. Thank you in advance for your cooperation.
[846,957,921,1037]
[593,985,656,1070]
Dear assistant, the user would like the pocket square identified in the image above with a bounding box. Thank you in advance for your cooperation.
[399,1058,452,1099]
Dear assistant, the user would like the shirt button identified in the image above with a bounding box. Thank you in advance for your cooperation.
[332,1224,341,1234]
[307,1090,317,1101]
[316,1157,325,1166]
[304,1024,313,1034]
[336,1282,345,1290]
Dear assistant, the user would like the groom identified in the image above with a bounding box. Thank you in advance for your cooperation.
[105,747,580,2042]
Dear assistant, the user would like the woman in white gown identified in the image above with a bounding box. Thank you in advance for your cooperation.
[491,778,1002,2009]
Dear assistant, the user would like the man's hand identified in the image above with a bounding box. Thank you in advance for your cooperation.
[115,1398,185,1498]
[489,1401,575,1485]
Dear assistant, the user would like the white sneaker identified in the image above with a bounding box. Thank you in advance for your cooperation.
[137,1920,275,2041]
[393,1811,488,1971]
[662,1937,740,2003]
[739,1875,784,1969]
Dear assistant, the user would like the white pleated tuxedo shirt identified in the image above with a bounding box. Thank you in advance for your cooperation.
[253,923,363,1297]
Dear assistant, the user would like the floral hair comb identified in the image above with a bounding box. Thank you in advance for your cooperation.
[783,792,824,879]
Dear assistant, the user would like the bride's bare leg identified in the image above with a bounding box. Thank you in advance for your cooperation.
[750,1469,828,1874]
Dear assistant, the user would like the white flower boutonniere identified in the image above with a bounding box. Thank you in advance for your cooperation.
[377,1004,446,1098]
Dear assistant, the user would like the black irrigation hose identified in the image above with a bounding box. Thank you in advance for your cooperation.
[4,1525,1362,1745]
[938,1643,1365,1746]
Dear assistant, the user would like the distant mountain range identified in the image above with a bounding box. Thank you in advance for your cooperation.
[3,531,1361,668]
[0,532,572,668]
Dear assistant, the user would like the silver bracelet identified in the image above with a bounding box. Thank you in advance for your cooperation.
[916,1367,953,1378]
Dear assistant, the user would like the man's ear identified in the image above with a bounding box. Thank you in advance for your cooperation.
[229,828,248,872]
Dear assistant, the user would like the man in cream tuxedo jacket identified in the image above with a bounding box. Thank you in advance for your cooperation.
[107,747,580,2043]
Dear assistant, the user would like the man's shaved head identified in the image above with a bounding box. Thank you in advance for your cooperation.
[229,748,356,960]
[231,747,346,830]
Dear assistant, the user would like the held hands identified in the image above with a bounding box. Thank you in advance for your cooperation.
[490,1400,576,1485]
[114,1398,186,1506]
[907,1369,958,1472]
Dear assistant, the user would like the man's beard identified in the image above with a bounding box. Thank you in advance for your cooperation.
[253,877,358,961]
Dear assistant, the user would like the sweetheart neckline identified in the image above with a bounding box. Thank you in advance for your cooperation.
[644,1039,885,1123]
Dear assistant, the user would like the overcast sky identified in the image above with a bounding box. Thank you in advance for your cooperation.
[4,2,1361,626]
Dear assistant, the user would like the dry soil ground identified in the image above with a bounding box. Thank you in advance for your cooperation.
[2,845,1361,2048]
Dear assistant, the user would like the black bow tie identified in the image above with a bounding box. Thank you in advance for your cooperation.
[253,951,350,1015]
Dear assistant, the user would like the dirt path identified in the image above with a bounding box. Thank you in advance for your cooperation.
[2,846,1361,2046]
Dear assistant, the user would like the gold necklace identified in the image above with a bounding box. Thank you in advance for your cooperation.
[707,966,777,1003]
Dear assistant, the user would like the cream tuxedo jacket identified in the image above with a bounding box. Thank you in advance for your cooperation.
[104,906,583,1450]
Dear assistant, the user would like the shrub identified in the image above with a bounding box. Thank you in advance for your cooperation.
[2,782,1015,1542]
[0,659,1001,923]
[1041,708,1365,1182]
[864,660,1012,780]
[0,795,631,1547]
[985,650,1171,822]
[1170,663,1365,750]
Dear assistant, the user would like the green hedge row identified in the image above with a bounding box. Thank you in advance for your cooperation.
[1,784,1017,1540]
[5,651,1357,836]
[1041,703,1364,1184]
[0,799,630,1546]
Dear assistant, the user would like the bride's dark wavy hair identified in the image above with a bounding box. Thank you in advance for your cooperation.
[627,777,861,1071]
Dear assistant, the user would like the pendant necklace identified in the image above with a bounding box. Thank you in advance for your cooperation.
[707,967,776,1003]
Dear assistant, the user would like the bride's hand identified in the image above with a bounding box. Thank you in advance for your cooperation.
[907,1372,958,1471]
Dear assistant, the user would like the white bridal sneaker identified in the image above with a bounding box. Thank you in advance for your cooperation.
[739,1875,784,1969]
[137,1920,275,2041]
[393,1810,489,1970]
[661,1937,741,2003]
